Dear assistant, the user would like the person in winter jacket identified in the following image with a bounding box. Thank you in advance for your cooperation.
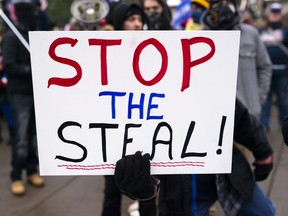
[2,0,44,196]
[259,2,288,131]
[185,0,209,30]
[202,0,272,120]
[115,99,275,216]
[114,1,275,215]
[110,2,148,31]
[102,3,155,216]
[139,0,173,30]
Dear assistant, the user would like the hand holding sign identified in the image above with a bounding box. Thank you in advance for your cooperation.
[115,151,160,200]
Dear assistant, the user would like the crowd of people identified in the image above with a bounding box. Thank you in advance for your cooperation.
[0,0,288,215]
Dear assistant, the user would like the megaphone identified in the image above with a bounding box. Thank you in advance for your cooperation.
[70,0,110,27]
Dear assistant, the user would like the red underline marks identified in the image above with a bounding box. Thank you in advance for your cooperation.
[151,161,205,167]
[57,161,205,170]
[57,164,115,171]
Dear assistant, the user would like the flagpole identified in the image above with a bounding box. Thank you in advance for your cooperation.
[0,8,30,52]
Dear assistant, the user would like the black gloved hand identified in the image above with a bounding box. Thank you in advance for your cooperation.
[114,151,160,201]
[253,161,273,181]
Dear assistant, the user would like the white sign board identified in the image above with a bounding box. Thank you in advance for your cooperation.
[29,30,240,175]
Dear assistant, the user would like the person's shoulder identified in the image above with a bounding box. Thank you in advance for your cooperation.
[241,23,259,34]
[241,23,262,41]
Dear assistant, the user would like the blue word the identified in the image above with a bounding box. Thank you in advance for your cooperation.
[99,91,165,120]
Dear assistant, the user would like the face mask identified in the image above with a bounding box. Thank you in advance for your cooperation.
[147,12,161,22]
[147,12,161,30]
[191,10,204,24]
[211,2,237,27]
[147,11,171,30]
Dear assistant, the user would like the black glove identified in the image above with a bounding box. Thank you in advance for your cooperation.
[114,151,160,201]
[253,162,273,181]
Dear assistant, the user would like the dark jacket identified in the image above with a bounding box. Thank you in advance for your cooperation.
[2,24,33,95]
[157,99,273,216]
[259,27,288,75]
[2,2,36,95]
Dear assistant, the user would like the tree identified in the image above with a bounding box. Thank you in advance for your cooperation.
[47,0,72,28]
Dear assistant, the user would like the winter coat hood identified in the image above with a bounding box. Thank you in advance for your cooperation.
[111,3,147,30]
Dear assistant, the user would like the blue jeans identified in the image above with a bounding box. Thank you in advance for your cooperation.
[261,70,288,129]
[195,183,276,216]
[237,183,276,216]
[9,94,38,181]
[0,100,13,128]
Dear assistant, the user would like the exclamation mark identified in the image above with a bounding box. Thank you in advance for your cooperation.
[216,116,227,155]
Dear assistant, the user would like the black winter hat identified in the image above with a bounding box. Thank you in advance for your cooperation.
[14,2,37,30]
[111,3,147,30]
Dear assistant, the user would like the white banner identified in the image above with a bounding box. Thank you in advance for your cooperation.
[29,30,240,175]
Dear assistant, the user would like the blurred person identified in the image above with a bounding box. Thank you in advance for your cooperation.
[64,16,113,31]
[102,4,155,216]
[201,0,272,121]
[64,17,84,31]
[0,51,13,145]
[197,1,273,215]
[241,8,255,26]
[112,0,275,215]
[139,0,173,30]
[185,0,209,30]
[48,20,60,31]
[1,0,52,31]
[93,1,123,31]
[183,0,271,121]
[35,0,53,31]
[110,2,148,31]
[0,25,13,145]
[2,0,44,196]
[1,0,17,30]
[114,99,275,216]
[117,1,172,214]
[258,2,288,131]
[97,19,114,31]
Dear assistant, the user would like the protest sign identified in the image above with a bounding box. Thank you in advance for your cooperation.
[29,30,240,175]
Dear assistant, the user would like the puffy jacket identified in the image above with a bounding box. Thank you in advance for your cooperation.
[157,99,273,216]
